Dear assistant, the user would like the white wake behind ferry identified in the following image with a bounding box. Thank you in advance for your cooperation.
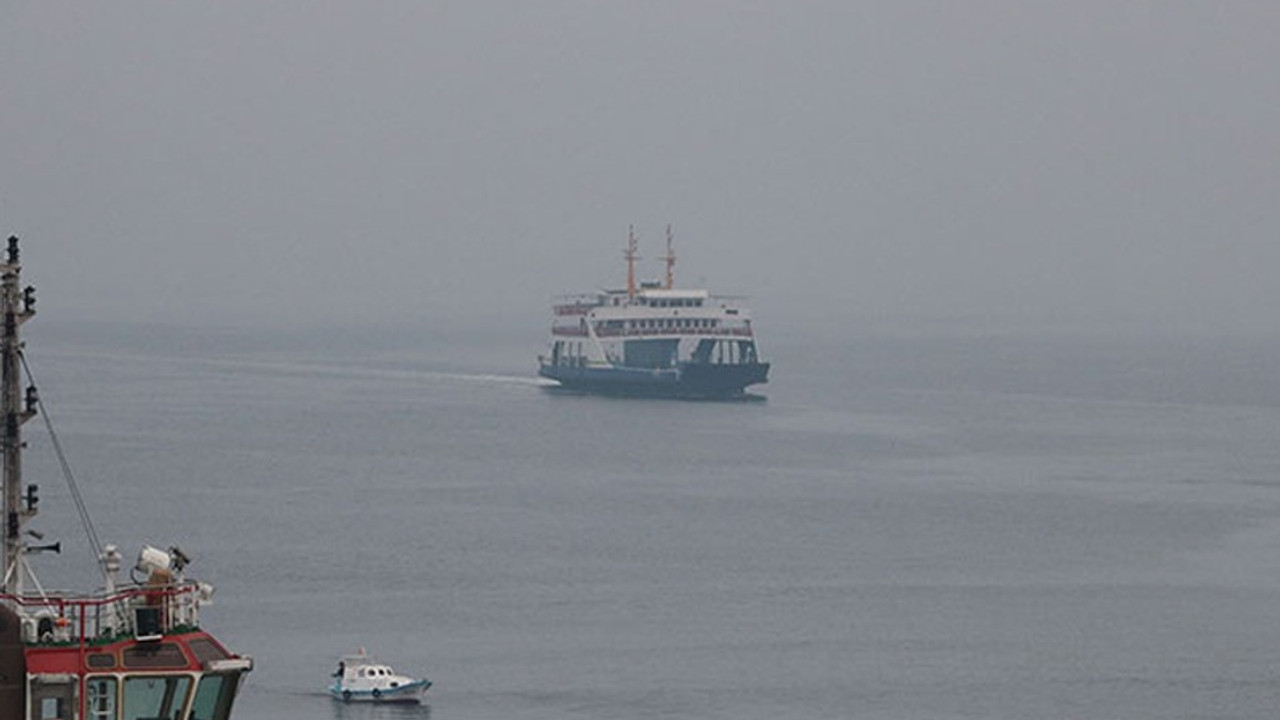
[538,227,769,398]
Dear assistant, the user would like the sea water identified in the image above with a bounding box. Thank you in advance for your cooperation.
[20,324,1280,719]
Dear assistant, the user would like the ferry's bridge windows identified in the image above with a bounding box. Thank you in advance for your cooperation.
[122,674,192,720]
[86,677,117,720]
[191,674,240,720]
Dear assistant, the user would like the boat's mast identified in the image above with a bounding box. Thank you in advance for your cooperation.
[625,225,639,299]
[663,225,676,290]
[2,236,36,596]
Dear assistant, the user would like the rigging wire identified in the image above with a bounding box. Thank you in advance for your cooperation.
[18,350,106,571]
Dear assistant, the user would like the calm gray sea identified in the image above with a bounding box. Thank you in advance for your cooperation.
[20,323,1280,719]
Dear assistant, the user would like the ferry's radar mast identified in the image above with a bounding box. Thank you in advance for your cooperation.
[625,225,639,298]
[663,225,676,290]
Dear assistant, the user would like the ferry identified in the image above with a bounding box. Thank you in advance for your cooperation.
[0,236,253,720]
[538,227,769,398]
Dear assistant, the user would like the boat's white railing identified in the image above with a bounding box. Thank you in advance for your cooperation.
[1,580,207,645]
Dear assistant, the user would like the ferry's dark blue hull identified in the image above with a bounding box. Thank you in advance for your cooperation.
[538,361,769,399]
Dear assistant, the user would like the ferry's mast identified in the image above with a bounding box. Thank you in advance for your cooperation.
[663,225,676,290]
[625,225,639,299]
[1,236,36,596]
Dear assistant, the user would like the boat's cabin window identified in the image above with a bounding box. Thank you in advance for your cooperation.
[29,676,77,720]
[86,677,117,720]
[191,674,240,720]
[37,697,63,720]
[122,675,192,720]
[123,642,188,669]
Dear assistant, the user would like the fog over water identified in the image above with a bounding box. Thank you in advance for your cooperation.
[5,6,1280,719]
[3,2,1278,336]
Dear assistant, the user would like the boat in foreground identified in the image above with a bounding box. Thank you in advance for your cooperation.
[0,235,252,720]
[330,649,431,703]
[538,227,770,398]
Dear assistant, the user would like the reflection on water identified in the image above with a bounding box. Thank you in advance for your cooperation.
[328,699,431,720]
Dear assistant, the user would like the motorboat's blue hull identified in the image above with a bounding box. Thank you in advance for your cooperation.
[539,361,769,399]
[329,678,431,704]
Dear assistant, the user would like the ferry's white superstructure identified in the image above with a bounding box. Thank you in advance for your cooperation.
[538,228,769,398]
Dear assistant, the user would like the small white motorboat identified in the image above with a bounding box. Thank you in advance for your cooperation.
[329,648,432,703]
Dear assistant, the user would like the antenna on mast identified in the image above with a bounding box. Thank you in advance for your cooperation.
[663,225,676,290]
[625,225,639,298]
[2,235,38,596]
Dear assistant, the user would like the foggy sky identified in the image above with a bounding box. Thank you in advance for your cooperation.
[2,2,1277,336]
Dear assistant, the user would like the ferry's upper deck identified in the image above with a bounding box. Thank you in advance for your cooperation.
[551,285,754,339]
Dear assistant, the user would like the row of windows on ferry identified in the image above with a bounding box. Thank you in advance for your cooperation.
[641,297,703,307]
[602,296,706,308]
[599,318,719,330]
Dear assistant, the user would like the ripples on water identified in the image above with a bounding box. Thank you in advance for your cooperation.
[22,327,1280,719]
